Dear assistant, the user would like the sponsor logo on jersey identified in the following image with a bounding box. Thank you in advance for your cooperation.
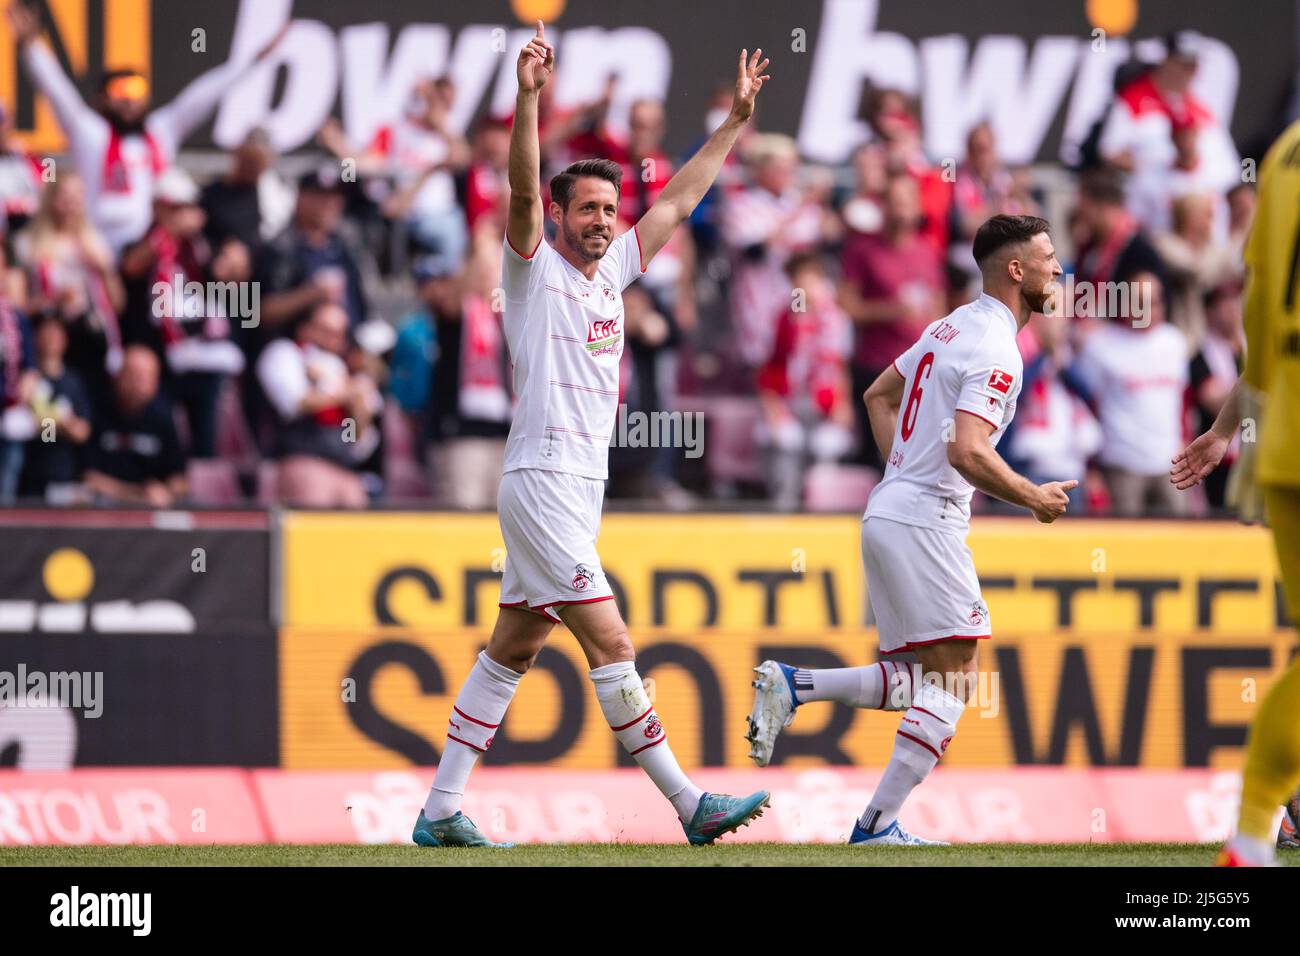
[585,316,622,356]
[987,369,1015,394]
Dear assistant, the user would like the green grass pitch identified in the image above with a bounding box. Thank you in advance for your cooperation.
[2,843,1298,867]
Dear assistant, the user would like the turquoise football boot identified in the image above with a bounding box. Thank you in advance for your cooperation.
[682,790,770,845]
[412,810,513,848]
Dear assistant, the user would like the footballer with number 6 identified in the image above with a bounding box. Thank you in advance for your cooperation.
[413,21,772,848]
[747,215,1077,845]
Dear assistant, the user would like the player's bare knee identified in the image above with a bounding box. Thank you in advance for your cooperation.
[917,640,980,702]
[572,622,634,668]
[587,626,634,666]
[487,612,552,674]
[489,644,540,674]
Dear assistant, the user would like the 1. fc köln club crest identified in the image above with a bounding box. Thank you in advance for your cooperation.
[572,564,597,591]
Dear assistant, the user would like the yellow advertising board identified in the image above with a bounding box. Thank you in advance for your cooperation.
[279,625,1295,770]
[279,513,1292,769]
[281,513,1288,635]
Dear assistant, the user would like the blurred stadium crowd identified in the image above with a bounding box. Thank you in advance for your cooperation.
[0,23,1264,515]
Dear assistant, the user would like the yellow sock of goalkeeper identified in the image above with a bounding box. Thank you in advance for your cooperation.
[1237,656,1300,848]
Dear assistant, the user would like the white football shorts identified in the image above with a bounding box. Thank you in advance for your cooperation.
[498,467,615,623]
[861,515,991,655]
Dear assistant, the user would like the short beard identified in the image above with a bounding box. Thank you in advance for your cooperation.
[104,111,147,136]
[561,218,608,263]
[1023,284,1053,314]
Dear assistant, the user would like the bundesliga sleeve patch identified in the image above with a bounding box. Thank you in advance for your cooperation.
[987,369,1015,394]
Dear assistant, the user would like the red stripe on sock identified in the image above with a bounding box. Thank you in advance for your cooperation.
[610,705,653,732]
[878,661,887,709]
[453,706,500,729]
[446,733,486,753]
[629,735,667,756]
[896,729,942,759]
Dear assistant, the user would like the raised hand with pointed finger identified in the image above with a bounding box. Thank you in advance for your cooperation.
[517,19,555,94]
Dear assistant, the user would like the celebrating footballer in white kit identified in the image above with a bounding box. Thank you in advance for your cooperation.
[414,21,772,848]
[747,215,1078,845]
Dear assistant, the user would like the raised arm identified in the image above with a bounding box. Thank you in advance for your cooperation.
[149,23,288,150]
[506,21,554,257]
[9,3,100,138]
[634,47,769,267]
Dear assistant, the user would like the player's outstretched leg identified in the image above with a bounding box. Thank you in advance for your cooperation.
[414,608,552,848]
[747,659,915,765]
[849,641,975,846]
[563,600,769,845]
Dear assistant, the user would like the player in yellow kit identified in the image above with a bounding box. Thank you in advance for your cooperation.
[1172,117,1300,866]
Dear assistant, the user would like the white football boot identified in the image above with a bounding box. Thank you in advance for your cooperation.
[746,660,800,766]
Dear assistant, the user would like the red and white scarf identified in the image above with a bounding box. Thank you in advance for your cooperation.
[102,127,165,195]
[0,299,25,407]
[459,295,510,422]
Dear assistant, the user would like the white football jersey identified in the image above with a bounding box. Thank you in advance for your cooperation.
[500,228,645,480]
[865,293,1024,535]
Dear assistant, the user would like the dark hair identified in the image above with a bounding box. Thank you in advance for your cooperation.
[98,68,144,94]
[1078,167,1127,206]
[972,214,1050,266]
[550,159,622,211]
[783,250,826,281]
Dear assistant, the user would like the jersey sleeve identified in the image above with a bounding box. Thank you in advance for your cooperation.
[148,53,256,156]
[23,42,103,149]
[955,340,1020,430]
[891,329,931,382]
[604,228,647,292]
[502,233,545,303]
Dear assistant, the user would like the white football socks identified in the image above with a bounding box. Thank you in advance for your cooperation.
[858,680,966,833]
[793,661,913,711]
[424,651,522,821]
[590,660,703,824]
